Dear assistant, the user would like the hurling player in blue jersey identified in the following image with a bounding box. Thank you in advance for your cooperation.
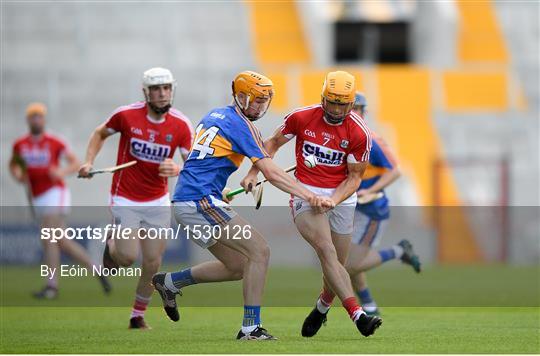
[345,93,421,316]
[152,71,334,340]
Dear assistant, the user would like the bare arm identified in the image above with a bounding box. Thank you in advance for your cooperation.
[50,149,81,181]
[242,128,291,190]
[158,151,188,178]
[78,123,115,178]
[358,167,400,195]
[262,127,291,158]
[359,137,401,195]
[9,154,26,183]
[330,162,368,205]
[252,157,313,202]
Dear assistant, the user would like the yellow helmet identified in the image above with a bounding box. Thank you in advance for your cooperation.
[322,71,356,103]
[26,102,47,117]
[321,71,356,124]
[232,71,274,121]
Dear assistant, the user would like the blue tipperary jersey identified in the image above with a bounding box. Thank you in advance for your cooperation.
[356,135,397,220]
[173,105,269,202]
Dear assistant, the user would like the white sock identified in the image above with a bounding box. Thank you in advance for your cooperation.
[316,298,331,314]
[363,302,378,312]
[164,273,179,293]
[241,324,258,334]
[352,309,365,322]
[393,244,404,259]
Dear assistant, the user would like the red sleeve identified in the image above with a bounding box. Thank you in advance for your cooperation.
[351,132,372,163]
[105,109,124,133]
[280,110,300,138]
[177,120,194,153]
[348,115,373,163]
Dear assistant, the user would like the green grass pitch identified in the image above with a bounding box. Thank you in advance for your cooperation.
[1,265,538,353]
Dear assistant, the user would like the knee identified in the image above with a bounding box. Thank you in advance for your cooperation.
[228,256,247,280]
[228,265,245,281]
[250,243,270,265]
[142,256,162,273]
[345,262,359,276]
[313,241,337,262]
[115,250,138,267]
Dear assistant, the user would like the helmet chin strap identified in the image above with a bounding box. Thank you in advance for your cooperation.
[233,92,272,122]
[234,95,258,121]
[148,102,171,115]
[233,100,258,121]
[322,98,352,125]
[323,109,347,125]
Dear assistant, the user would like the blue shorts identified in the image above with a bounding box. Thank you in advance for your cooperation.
[173,195,237,249]
[352,210,388,247]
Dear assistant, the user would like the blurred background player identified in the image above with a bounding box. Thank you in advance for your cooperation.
[241,71,382,338]
[9,102,111,299]
[78,67,194,329]
[152,71,332,340]
[346,92,421,316]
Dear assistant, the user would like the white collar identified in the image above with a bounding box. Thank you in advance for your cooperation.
[146,115,166,124]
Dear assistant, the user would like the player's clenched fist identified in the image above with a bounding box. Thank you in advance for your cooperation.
[221,187,235,203]
[158,158,180,177]
[78,163,93,179]
[48,165,65,181]
[240,173,258,193]
[307,194,335,214]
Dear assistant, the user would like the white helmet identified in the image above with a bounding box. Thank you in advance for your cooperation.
[142,67,176,113]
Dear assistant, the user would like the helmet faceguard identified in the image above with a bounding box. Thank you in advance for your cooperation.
[232,71,274,121]
[321,71,356,125]
[322,98,354,125]
[142,67,177,114]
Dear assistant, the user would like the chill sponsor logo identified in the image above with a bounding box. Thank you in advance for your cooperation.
[130,137,170,163]
[302,140,345,167]
[21,146,50,167]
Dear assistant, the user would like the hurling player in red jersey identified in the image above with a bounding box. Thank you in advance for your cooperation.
[10,103,111,299]
[242,71,382,338]
[79,68,194,329]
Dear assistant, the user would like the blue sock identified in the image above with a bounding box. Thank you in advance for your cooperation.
[243,305,261,328]
[358,288,374,305]
[378,248,396,263]
[170,268,197,289]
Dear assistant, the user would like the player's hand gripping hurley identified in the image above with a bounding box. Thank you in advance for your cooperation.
[357,191,384,204]
[78,160,137,178]
[224,165,296,209]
